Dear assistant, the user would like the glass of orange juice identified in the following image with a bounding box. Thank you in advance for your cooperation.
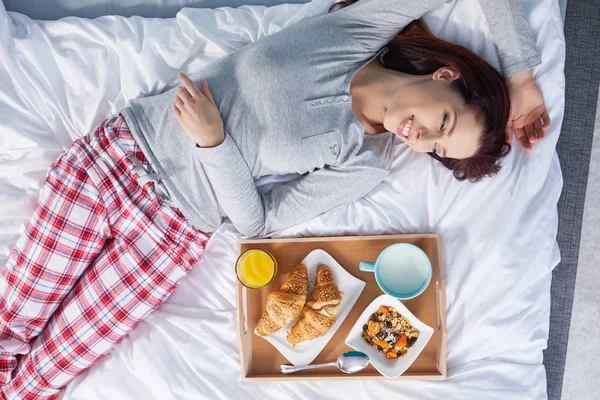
[236,249,278,289]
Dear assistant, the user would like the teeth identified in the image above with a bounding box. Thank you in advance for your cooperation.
[402,115,413,138]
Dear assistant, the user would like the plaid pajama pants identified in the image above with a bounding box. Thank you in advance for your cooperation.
[0,115,210,399]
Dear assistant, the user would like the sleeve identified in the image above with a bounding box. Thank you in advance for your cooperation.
[325,0,540,76]
[324,0,447,53]
[195,133,391,237]
[478,0,541,76]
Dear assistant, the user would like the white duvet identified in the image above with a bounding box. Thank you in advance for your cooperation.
[0,0,565,399]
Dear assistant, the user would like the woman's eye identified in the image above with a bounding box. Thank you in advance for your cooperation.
[441,113,448,131]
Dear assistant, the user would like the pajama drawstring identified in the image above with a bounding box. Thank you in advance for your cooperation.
[125,154,172,202]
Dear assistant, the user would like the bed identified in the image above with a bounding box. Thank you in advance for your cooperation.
[0,0,567,399]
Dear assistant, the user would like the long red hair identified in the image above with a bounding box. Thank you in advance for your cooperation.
[329,1,511,182]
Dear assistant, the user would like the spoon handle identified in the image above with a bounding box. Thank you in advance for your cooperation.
[280,362,337,374]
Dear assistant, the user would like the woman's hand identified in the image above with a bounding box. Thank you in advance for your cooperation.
[505,70,551,150]
[173,72,225,148]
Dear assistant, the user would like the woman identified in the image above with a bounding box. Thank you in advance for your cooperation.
[1,0,549,398]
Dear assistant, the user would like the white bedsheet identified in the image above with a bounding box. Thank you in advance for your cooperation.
[0,0,565,398]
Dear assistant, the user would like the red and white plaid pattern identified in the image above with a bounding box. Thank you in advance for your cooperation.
[0,115,210,399]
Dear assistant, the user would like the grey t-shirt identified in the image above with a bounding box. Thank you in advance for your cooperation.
[121,0,540,237]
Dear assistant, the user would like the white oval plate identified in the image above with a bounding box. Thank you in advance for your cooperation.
[345,294,434,378]
[254,249,366,366]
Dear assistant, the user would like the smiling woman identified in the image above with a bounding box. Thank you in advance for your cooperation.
[343,13,512,181]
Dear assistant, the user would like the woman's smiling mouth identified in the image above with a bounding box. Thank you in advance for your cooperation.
[396,115,414,140]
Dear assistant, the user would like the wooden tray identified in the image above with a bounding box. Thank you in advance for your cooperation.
[236,234,447,380]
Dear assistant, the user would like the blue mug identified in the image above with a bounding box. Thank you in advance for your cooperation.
[359,243,432,300]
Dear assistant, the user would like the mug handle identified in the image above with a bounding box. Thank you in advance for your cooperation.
[359,262,376,272]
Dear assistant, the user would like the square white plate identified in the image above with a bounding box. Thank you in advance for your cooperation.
[345,294,434,378]
[254,249,366,366]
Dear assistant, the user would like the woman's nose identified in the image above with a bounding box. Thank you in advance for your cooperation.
[416,126,431,141]
[417,126,442,141]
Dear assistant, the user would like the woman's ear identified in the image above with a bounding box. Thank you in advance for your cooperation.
[432,67,461,82]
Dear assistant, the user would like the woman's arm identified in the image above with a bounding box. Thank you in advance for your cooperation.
[324,0,446,53]
[478,0,541,77]
[255,144,391,236]
[195,133,265,236]
[478,1,550,149]
[198,135,390,237]
[326,0,541,76]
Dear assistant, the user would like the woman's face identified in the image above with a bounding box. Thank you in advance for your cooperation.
[383,68,482,159]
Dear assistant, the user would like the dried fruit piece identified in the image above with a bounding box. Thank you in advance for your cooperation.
[379,306,390,313]
[407,336,417,347]
[367,321,381,336]
[385,351,398,359]
[395,333,407,348]
[374,339,391,349]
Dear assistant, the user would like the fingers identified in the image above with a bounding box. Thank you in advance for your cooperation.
[178,72,201,98]
[541,109,551,129]
[524,123,538,144]
[176,86,192,102]
[177,72,217,105]
[533,119,545,141]
[200,80,217,106]
[173,98,186,120]
[175,94,185,109]
[514,127,532,151]
[513,119,546,149]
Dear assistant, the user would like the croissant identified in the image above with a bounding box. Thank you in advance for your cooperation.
[256,263,308,336]
[287,265,343,346]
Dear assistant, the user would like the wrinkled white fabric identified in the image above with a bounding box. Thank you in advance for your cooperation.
[0,0,564,399]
